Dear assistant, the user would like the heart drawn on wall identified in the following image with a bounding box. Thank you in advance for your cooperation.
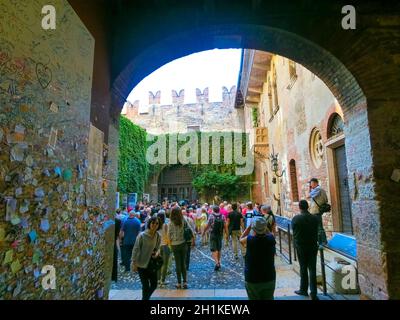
[35,63,52,89]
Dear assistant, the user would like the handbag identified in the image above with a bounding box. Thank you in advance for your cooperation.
[148,255,163,271]
[313,198,331,214]
[147,233,163,271]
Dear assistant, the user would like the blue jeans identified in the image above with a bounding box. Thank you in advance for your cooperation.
[158,245,171,282]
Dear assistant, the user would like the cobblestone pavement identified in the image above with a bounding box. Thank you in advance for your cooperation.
[111,234,300,293]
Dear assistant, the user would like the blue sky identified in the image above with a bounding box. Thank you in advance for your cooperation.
[123,49,242,111]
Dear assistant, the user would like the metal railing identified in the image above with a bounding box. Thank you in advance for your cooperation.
[275,215,359,299]
[275,216,295,264]
[319,245,360,297]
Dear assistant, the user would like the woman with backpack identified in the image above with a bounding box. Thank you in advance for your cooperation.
[168,206,190,289]
[202,205,227,271]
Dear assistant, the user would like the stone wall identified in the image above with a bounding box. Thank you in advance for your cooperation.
[122,86,245,134]
[0,0,110,299]
[246,54,345,236]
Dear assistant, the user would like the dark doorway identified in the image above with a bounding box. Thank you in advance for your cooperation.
[158,166,197,202]
[334,145,353,234]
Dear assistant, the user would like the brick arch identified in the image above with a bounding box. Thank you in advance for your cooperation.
[110,22,399,299]
[112,25,365,114]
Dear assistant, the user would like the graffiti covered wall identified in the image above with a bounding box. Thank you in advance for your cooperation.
[0,0,110,299]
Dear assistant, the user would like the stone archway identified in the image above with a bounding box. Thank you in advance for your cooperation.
[111,24,397,299]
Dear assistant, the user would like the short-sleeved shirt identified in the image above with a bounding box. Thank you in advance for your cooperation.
[245,234,276,283]
[122,217,141,245]
[207,213,226,236]
[228,210,243,231]
[219,207,228,218]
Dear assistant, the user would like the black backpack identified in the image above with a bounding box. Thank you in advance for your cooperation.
[211,214,224,236]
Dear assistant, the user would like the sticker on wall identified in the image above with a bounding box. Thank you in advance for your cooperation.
[20,199,30,214]
[28,230,37,243]
[48,127,57,148]
[10,215,21,226]
[10,144,25,162]
[49,102,59,113]
[32,250,42,264]
[42,168,51,177]
[20,217,29,228]
[15,187,23,197]
[54,167,62,177]
[6,198,17,221]
[34,188,45,199]
[62,169,72,181]
[40,219,50,232]
[11,259,22,274]
[3,249,13,265]
[33,268,40,279]
[25,155,34,167]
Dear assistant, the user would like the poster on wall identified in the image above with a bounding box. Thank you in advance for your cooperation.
[121,194,128,209]
[127,193,137,210]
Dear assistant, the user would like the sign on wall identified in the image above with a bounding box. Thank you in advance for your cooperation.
[127,193,137,210]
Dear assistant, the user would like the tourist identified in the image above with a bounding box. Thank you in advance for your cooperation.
[119,209,141,272]
[183,209,196,271]
[131,216,161,300]
[292,200,320,300]
[227,203,245,259]
[157,210,171,287]
[195,207,203,234]
[240,216,276,300]
[202,205,226,271]
[308,178,329,244]
[244,202,255,228]
[260,205,276,235]
[219,202,228,219]
[199,207,209,246]
[168,206,188,289]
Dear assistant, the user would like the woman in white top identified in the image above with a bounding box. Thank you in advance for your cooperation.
[168,206,188,289]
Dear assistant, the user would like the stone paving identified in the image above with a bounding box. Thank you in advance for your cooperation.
[110,234,316,300]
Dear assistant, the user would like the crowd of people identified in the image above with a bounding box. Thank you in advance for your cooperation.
[111,178,329,301]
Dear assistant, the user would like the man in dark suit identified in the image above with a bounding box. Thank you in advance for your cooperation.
[292,200,320,300]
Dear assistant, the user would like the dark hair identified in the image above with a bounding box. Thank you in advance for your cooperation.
[147,216,160,230]
[212,205,220,213]
[310,178,319,184]
[135,204,139,211]
[157,212,166,225]
[299,200,309,211]
[232,203,238,211]
[170,206,183,227]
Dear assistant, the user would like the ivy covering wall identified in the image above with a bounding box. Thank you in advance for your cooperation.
[118,119,253,201]
[118,116,149,197]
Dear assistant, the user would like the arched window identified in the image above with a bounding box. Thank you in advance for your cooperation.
[310,128,324,168]
[289,159,299,202]
[328,113,344,139]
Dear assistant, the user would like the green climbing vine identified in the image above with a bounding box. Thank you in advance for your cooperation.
[118,120,253,201]
[118,116,149,197]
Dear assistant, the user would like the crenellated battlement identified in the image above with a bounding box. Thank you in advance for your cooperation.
[126,86,237,108]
